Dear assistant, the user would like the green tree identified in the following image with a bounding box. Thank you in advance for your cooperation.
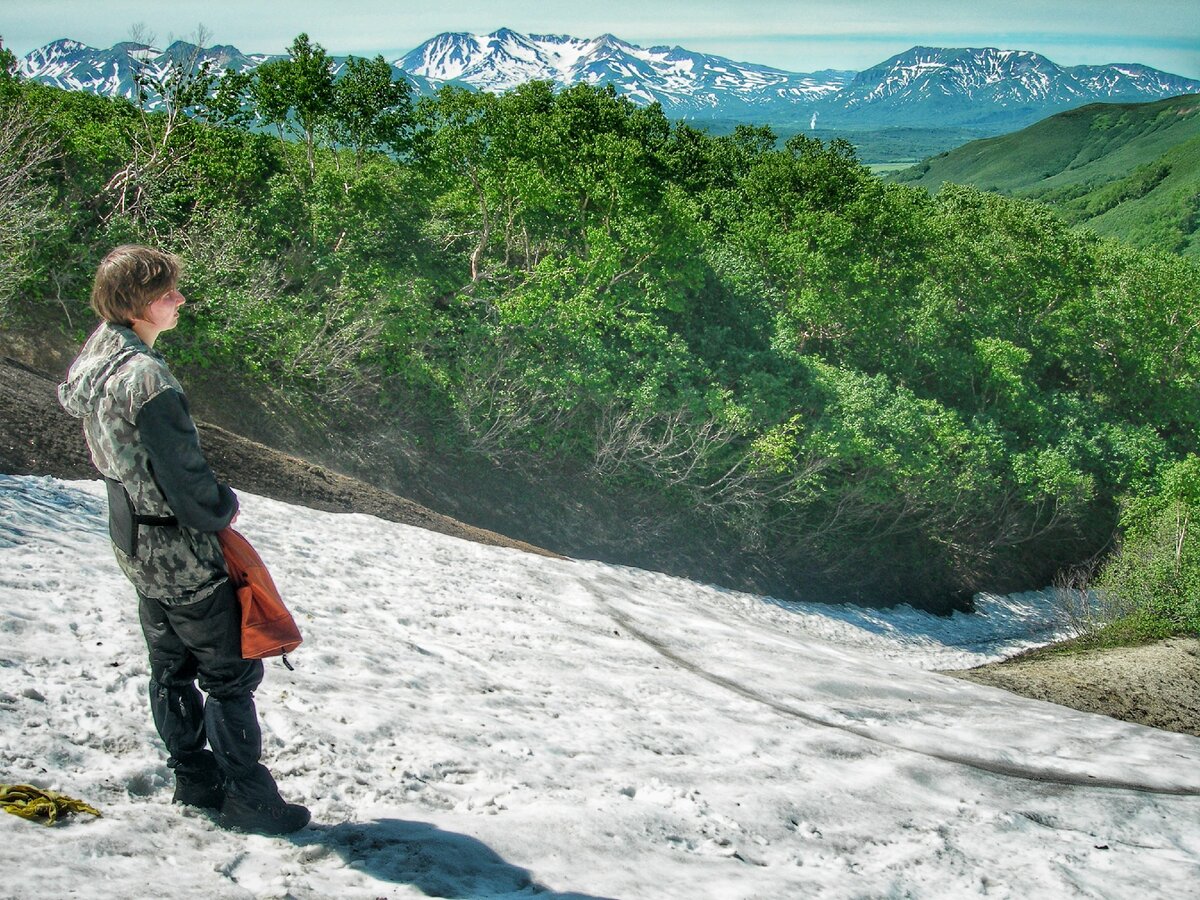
[0,92,61,318]
[103,28,224,229]
[204,68,255,129]
[129,31,220,125]
[331,55,413,166]
[417,84,500,283]
[1098,456,1200,634]
[0,38,17,83]
[252,33,334,178]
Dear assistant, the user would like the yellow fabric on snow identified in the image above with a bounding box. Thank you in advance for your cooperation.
[0,783,102,825]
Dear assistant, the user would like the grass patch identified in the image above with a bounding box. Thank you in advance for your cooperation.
[1064,613,1181,651]
[1011,612,1184,662]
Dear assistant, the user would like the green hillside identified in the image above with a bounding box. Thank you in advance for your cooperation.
[892,94,1200,256]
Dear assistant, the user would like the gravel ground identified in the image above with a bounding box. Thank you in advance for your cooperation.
[948,636,1200,737]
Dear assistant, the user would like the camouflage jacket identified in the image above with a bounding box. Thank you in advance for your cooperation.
[58,322,236,603]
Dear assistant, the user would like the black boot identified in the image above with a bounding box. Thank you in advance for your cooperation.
[218,794,310,835]
[169,748,224,810]
[172,768,224,810]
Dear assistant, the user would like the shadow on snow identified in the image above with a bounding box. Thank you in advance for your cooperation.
[295,818,615,899]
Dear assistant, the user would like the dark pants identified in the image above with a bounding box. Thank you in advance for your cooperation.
[138,581,279,802]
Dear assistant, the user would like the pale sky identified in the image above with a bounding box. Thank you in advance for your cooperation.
[3,0,1199,80]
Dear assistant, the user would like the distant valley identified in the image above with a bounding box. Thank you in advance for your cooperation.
[892,93,1200,257]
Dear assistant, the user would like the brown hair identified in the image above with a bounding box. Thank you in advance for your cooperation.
[90,245,182,324]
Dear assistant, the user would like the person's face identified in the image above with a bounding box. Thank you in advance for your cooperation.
[141,286,186,332]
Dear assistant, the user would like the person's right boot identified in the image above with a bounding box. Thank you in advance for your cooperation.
[218,794,310,835]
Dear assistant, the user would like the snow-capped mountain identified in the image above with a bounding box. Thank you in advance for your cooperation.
[398,28,852,114]
[17,31,1200,131]
[18,38,272,104]
[17,38,434,110]
[825,46,1200,127]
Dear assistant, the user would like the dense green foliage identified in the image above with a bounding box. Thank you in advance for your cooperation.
[1096,456,1200,634]
[893,94,1200,258]
[4,42,1200,612]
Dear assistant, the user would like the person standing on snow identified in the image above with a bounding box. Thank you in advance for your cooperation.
[58,245,309,835]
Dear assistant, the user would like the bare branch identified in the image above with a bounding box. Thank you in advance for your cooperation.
[0,101,61,317]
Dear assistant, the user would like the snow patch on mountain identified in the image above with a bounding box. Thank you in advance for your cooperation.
[398,28,850,111]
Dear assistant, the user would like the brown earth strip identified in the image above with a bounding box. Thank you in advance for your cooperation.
[0,354,559,559]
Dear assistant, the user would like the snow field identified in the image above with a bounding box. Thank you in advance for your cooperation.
[1,474,1198,899]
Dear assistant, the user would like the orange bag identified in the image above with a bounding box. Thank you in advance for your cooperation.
[217,527,302,664]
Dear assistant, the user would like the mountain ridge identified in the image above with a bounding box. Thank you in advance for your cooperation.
[397,29,853,113]
[18,30,1200,132]
[18,36,440,107]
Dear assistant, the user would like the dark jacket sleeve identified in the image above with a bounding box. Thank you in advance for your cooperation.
[136,388,238,532]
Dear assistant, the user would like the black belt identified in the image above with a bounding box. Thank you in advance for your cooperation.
[135,513,178,526]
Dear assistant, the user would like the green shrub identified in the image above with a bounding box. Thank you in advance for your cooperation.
[1096,456,1200,634]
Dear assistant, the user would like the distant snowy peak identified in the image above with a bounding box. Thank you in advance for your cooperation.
[20,37,93,68]
[18,38,101,76]
[160,41,272,75]
[397,28,852,109]
[19,38,147,100]
[844,47,1071,105]
[18,38,272,102]
[838,46,1200,113]
[1069,62,1199,97]
[399,29,570,85]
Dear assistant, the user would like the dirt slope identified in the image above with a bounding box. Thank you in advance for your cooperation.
[949,638,1200,737]
[0,354,557,558]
